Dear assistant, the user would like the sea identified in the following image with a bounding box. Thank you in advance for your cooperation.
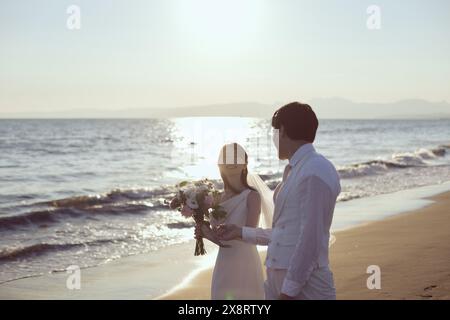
[0,118,449,283]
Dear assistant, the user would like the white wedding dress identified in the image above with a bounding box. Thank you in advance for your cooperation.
[210,188,265,300]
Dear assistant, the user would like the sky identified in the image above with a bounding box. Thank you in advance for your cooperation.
[0,0,449,115]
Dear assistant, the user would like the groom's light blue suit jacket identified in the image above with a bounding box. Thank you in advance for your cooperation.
[242,143,341,296]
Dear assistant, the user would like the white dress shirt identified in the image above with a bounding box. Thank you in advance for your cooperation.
[242,143,340,297]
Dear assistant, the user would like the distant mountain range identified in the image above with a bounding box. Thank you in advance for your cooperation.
[309,98,450,119]
[1,98,449,119]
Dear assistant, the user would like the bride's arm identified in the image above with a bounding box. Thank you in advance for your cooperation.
[246,190,261,228]
[242,190,272,246]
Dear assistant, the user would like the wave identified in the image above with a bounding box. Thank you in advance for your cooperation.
[166,221,195,229]
[40,187,173,208]
[0,187,177,231]
[0,238,122,263]
[337,145,448,179]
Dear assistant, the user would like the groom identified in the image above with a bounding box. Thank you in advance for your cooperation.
[217,102,341,300]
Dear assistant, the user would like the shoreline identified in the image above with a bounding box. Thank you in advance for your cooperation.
[1,182,449,299]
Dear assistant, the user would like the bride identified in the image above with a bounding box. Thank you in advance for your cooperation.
[197,142,274,300]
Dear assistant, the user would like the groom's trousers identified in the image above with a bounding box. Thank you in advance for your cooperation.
[264,266,336,300]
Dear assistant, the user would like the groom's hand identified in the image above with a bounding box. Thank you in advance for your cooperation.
[279,293,295,300]
[216,224,242,241]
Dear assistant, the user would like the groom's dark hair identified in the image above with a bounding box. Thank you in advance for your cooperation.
[271,102,318,142]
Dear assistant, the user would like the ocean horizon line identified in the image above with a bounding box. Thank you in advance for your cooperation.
[1,116,450,120]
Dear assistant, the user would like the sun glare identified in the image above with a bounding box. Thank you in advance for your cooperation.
[171,117,256,179]
[173,0,266,49]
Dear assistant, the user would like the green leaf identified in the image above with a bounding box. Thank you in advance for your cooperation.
[178,181,188,187]
[210,207,228,221]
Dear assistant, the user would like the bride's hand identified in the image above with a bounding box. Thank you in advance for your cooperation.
[195,222,230,248]
[216,224,242,241]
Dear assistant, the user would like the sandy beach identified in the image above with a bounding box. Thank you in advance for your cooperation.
[0,240,218,300]
[160,191,450,300]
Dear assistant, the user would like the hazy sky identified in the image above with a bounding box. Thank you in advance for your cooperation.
[1,0,449,114]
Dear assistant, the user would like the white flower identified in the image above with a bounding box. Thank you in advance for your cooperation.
[186,195,199,209]
[183,187,195,198]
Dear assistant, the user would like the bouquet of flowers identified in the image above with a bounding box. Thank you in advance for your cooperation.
[168,179,228,256]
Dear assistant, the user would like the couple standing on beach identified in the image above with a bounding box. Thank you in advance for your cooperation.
[196,102,341,300]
